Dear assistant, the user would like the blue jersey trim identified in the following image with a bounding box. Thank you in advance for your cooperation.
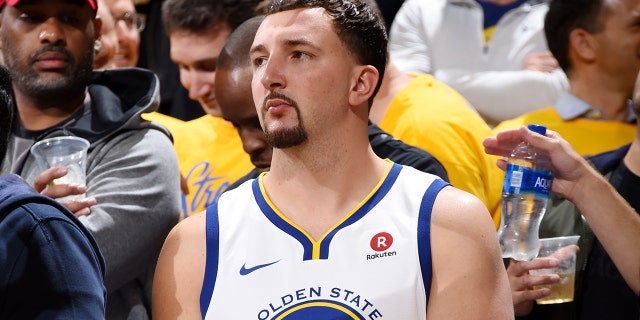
[252,162,402,261]
[201,203,220,318]
[318,163,402,259]
[418,178,449,306]
[252,179,316,260]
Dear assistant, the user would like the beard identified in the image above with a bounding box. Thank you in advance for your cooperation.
[2,39,94,104]
[264,125,308,149]
[262,92,308,149]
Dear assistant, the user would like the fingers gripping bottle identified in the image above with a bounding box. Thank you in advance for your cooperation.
[498,124,553,261]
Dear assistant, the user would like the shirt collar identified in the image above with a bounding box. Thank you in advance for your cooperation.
[554,91,636,123]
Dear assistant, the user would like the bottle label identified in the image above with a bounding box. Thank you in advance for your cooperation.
[503,163,553,196]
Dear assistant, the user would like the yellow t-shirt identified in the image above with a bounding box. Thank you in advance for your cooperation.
[379,74,503,228]
[493,107,636,157]
[143,112,253,217]
[142,111,185,136]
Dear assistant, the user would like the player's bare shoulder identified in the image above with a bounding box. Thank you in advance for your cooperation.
[431,185,494,230]
[157,211,208,274]
[153,211,208,319]
[170,211,207,248]
[426,186,513,319]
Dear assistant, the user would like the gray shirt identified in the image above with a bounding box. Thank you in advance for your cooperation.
[2,69,181,319]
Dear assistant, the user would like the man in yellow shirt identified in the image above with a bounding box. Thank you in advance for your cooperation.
[370,62,504,227]
[144,0,260,217]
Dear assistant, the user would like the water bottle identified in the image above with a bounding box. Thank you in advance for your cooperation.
[498,124,553,261]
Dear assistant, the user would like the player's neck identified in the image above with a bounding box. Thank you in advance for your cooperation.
[265,148,389,240]
[267,134,385,180]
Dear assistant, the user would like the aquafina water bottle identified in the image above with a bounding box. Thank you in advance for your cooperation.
[498,124,553,261]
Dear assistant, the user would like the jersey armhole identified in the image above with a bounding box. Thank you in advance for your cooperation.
[418,178,449,306]
[200,203,220,318]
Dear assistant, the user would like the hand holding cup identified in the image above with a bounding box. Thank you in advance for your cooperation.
[31,136,96,216]
[528,236,580,305]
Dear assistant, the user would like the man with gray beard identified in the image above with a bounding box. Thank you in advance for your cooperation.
[0,0,181,318]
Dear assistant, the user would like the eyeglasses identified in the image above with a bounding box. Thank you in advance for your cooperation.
[114,11,145,32]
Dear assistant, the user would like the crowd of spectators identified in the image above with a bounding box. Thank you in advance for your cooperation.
[1,0,638,318]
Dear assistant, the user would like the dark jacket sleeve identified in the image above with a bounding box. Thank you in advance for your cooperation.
[368,123,449,181]
[226,168,260,192]
[0,201,106,319]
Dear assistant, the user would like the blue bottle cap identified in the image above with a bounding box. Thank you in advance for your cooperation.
[527,124,547,136]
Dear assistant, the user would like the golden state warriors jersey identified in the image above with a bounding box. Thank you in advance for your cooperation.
[201,162,449,319]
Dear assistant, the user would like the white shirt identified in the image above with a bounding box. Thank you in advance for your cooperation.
[389,0,569,125]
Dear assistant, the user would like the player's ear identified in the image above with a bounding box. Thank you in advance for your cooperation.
[349,65,378,107]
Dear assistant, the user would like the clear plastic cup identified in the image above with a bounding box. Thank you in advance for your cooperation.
[530,235,580,304]
[30,136,90,201]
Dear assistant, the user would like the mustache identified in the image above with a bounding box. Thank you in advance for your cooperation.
[29,46,74,65]
[262,91,298,110]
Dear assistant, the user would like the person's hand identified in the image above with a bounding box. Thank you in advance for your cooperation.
[507,258,560,316]
[33,166,97,217]
[483,126,598,202]
[523,51,559,73]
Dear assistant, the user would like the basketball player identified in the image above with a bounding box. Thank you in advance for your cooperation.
[152,0,513,319]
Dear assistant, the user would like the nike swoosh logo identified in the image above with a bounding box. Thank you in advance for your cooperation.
[239,260,280,276]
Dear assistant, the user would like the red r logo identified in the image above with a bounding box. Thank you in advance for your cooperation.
[370,232,393,252]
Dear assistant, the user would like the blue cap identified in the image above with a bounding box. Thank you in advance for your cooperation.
[527,124,546,136]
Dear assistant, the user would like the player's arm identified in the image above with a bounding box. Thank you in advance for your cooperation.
[426,187,513,319]
[153,212,207,319]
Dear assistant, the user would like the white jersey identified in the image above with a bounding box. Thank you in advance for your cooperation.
[201,162,449,319]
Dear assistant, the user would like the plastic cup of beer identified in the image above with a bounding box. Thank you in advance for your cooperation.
[30,136,90,201]
[530,235,580,304]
